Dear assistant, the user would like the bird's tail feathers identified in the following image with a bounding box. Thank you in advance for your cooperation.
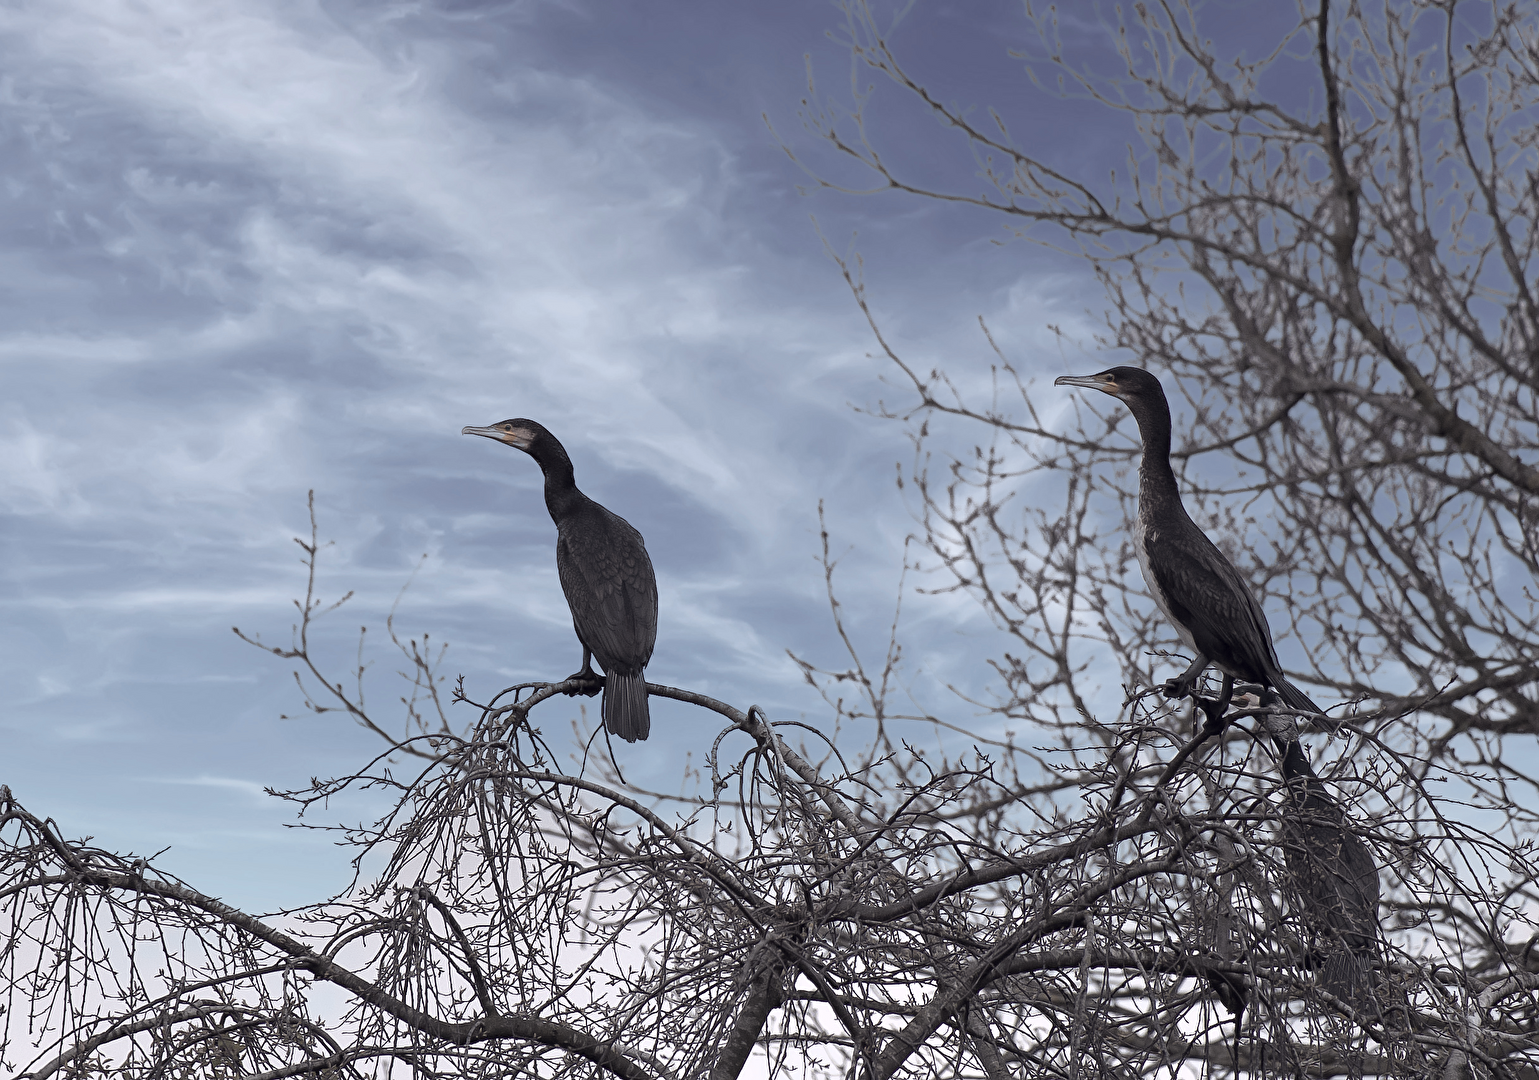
[1275,677,1331,725]
[1320,945,1379,1019]
[603,671,651,743]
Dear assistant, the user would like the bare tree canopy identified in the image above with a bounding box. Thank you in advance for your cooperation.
[7,2,1539,1078]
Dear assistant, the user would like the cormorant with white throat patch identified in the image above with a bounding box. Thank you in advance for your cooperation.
[1054,366,1322,722]
[1056,366,1380,1016]
[463,418,657,742]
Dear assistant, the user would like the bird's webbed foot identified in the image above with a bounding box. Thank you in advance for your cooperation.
[1196,675,1237,736]
[1161,675,1198,701]
[1234,682,1270,704]
[561,665,603,698]
[1197,699,1230,735]
[1161,655,1211,703]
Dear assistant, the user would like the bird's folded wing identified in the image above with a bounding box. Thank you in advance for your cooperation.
[1146,527,1283,681]
[557,511,657,671]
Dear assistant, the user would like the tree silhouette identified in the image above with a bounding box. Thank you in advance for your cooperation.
[7,2,1539,1077]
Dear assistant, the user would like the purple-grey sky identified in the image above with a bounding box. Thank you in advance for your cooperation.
[1,1,1268,910]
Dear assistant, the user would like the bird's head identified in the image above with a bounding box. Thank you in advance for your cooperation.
[1053,366,1163,400]
[462,418,547,452]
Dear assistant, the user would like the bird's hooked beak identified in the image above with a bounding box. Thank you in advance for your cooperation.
[462,423,534,450]
[1054,372,1121,397]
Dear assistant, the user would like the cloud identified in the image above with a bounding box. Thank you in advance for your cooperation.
[148,774,271,802]
[0,0,1069,908]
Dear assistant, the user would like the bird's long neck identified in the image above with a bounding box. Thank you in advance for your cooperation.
[1275,735,1337,814]
[1276,735,1317,782]
[1127,393,1182,512]
[535,446,587,522]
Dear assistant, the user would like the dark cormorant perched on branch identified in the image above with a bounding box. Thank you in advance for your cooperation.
[1054,366,1322,723]
[1056,367,1380,1015]
[463,418,657,742]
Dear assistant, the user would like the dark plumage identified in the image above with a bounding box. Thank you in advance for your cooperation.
[1275,736,1381,1014]
[1056,366,1380,1014]
[463,418,658,742]
[1054,366,1321,720]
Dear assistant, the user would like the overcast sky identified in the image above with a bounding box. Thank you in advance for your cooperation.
[0,0,1229,910]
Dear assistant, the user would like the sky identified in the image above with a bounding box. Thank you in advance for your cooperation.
[0,0,1252,911]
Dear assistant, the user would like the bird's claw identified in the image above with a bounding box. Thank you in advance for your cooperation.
[561,671,603,698]
[1235,683,1273,706]
[1161,676,1197,700]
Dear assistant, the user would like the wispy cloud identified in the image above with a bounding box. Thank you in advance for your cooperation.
[0,0,1086,908]
[147,774,270,802]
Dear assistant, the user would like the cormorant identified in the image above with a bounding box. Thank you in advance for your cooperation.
[1056,367,1381,1014]
[463,418,657,742]
[1053,367,1321,722]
